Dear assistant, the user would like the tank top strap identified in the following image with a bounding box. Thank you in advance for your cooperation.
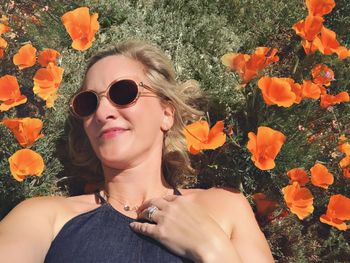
[94,189,107,204]
[94,187,182,204]
[173,187,182,196]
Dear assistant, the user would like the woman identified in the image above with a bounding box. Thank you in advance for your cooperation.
[0,41,274,262]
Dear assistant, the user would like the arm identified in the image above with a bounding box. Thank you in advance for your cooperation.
[0,197,57,263]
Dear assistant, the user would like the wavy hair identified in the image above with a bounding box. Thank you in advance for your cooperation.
[68,40,205,191]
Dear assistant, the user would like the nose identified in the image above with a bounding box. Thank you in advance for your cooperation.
[94,96,119,122]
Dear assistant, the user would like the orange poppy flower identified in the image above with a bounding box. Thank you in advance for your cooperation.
[291,81,303,103]
[247,126,286,170]
[338,142,350,156]
[0,37,8,59]
[1,118,44,147]
[253,47,280,67]
[0,23,10,35]
[282,182,314,220]
[320,214,348,230]
[339,156,350,169]
[221,47,279,83]
[183,120,226,154]
[33,63,64,108]
[343,167,350,179]
[301,80,321,99]
[311,64,334,86]
[0,37,8,48]
[313,27,349,60]
[251,193,277,217]
[13,43,37,69]
[287,168,309,186]
[301,39,318,55]
[0,74,27,111]
[38,49,61,67]
[310,163,334,189]
[292,15,324,41]
[320,92,350,108]
[221,53,257,83]
[8,149,45,182]
[320,194,350,231]
[306,0,336,17]
[258,76,301,107]
[61,7,100,51]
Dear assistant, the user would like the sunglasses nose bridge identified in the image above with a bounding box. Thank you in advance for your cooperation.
[96,89,109,99]
[94,95,121,120]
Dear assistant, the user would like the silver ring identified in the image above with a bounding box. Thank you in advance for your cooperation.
[147,205,159,221]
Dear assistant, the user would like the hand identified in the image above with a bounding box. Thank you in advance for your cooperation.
[129,194,232,262]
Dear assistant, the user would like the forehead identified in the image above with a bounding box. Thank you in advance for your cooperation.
[83,55,146,91]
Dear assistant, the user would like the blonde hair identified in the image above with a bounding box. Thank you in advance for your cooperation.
[68,40,205,190]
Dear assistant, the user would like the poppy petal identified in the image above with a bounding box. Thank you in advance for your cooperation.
[38,49,60,67]
[320,214,347,231]
[61,7,100,51]
[247,126,286,170]
[282,182,314,220]
[310,163,334,189]
[287,168,309,186]
[13,43,37,69]
[306,0,336,17]
[207,121,226,150]
[258,76,297,107]
[1,118,44,147]
[301,80,321,99]
[8,149,45,182]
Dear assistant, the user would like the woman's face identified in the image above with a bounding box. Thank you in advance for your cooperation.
[82,55,174,169]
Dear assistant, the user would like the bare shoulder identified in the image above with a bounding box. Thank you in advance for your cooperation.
[179,186,246,211]
[0,195,69,263]
[0,195,71,238]
[0,194,100,262]
[181,187,258,233]
[1,194,82,220]
[178,187,247,238]
[0,194,98,240]
[180,187,274,262]
[1,195,67,226]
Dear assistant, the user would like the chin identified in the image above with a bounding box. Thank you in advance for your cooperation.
[101,158,135,171]
[96,148,135,168]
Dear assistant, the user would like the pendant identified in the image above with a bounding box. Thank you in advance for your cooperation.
[123,204,130,211]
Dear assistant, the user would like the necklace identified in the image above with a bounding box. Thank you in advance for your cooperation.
[102,188,172,212]
[103,190,138,211]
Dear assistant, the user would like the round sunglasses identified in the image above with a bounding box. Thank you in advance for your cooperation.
[69,79,166,118]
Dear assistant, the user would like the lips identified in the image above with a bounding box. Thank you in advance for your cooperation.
[99,127,128,138]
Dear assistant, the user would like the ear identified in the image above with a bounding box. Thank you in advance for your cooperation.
[160,102,175,132]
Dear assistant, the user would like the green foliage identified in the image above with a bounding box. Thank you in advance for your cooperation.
[0,0,349,261]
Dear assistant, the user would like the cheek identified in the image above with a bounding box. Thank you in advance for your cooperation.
[82,120,96,145]
[132,102,164,131]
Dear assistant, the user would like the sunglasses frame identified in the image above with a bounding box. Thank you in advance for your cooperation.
[69,79,165,119]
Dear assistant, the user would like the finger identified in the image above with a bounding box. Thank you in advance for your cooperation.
[137,197,168,212]
[129,221,158,239]
[162,194,178,202]
[138,206,162,222]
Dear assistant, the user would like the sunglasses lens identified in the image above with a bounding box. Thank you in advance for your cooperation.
[73,91,98,117]
[109,80,138,106]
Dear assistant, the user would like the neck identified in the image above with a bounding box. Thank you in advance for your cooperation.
[101,162,173,207]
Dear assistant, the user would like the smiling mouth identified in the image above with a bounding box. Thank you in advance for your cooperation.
[99,128,128,139]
